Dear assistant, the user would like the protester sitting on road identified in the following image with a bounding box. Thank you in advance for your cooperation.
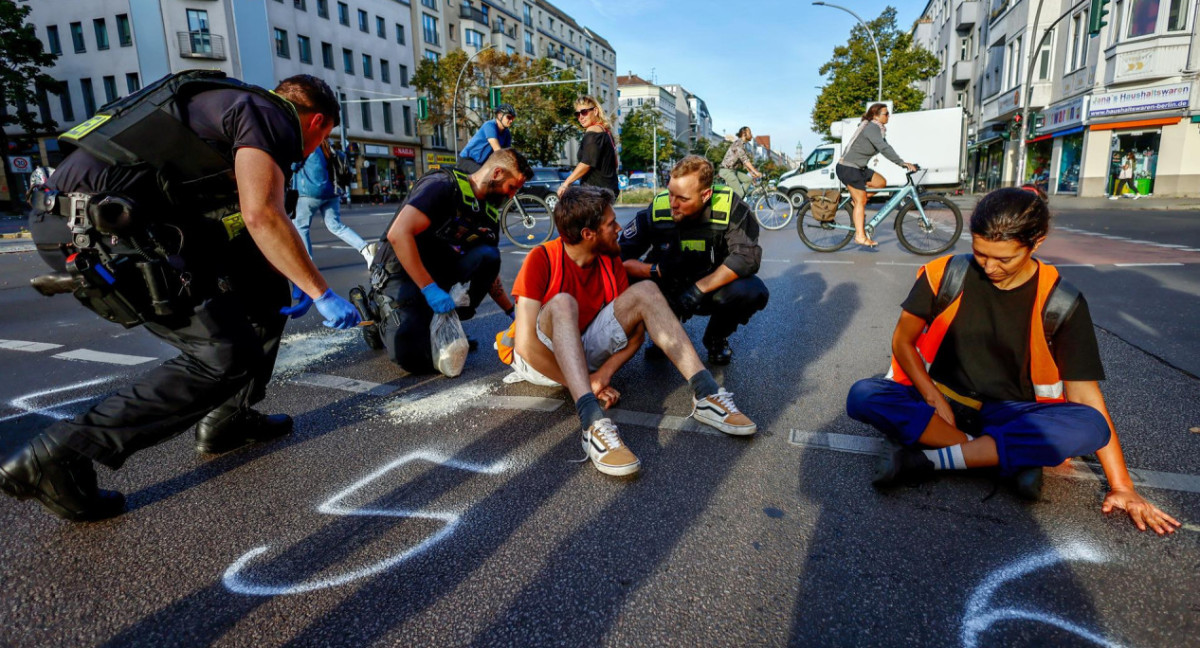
[834,103,918,248]
[619,155,769,365]
[498,186,757,477]
[356,149,532,373]
[718,126,761,198]
[457,104,517,173]
[557,96,619,199]
[293,140,376,269]
[846,187,1179,535]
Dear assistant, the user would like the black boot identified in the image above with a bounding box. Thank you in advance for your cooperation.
[349,286,383,350]
[703,336,732,365]
[195,406,293,454]
[873,446,936,487]
[1012,466,1044,501]
[0,438,125,521]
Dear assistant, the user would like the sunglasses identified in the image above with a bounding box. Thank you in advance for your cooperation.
[575,107,594,117]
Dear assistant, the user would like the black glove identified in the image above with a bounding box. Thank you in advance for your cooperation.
[651,256,686,281]
[675,284,704,320]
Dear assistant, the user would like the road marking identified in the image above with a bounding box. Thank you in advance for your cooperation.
[1112,262,1184,267]
[0,377,113,423]
[290,372,398,396]
[0,339,64,352]
[789,429,885,455]
[875,261,923,267]
[1182,523,1200,533]
[607,408,719,436]
[761,258,793,264]
[479,395,564,412]
[1054,263,1096,267]
[802,259,855,264]
[51,349,157,365]
[509,250,530,256]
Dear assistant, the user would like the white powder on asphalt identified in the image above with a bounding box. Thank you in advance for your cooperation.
[272,329,359,378]
[380,378,494,424]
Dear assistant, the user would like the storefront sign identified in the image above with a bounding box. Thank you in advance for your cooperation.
[1088,83,1191,117]
[392,146,416,158]
[425,153,456,165]
[1043,96,1087,133]
[997,89,1021,115]
[364,144,391,156]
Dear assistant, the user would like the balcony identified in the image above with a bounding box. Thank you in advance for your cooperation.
[459,5,489,27]
[1103,36,1190,86]
[491,21,516,38]
[952,60,972,86]
[955,1,979,31]
[177,31,225,60]
[546,48,564,62]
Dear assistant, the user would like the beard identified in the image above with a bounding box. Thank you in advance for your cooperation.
[484,178,512,204]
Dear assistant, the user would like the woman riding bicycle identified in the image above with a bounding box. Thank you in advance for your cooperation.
[718,126,761,198]
[835,103,917,248]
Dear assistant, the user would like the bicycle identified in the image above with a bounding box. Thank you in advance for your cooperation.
[500,191,555,248]
[795,168,963,255]
[742,176,795,231]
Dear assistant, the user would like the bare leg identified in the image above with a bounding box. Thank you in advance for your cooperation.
[537,294,593,402]
[848,186,870,244]
[612,282,706,380]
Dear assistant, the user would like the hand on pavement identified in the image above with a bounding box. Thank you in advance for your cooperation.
[280,284,314,318]
[421,283,456,314]
[314,289,361,329]
[1102,488,1181,535]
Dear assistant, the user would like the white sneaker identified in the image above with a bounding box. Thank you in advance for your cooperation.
[1108,196,1119,200]
[361,242,378,268]
[582,418,640,476]
[1132,194,1139,200]
[691,388,756,436]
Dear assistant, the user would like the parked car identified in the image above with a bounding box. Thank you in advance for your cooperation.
[521,166,571,209]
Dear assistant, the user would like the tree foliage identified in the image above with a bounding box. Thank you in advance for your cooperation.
[617,104,676,173]
[810,6,940,141]
[705,140,730,169]
[413,49,583,165]
[0,1,61,207]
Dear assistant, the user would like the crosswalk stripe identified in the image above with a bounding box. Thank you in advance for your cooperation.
[290,372,398,396]
[51,349,157,365]
[0,339,64,352]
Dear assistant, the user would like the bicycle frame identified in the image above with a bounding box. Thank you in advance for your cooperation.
[829,173,929,234]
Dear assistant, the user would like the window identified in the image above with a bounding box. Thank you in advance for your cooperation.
[381,59,390,83]
[187,9,212,55]
[362,54,373,79]
[523,4,532,26]
[506,45,515,55]
[358,9,368,32]
[339,92,349,129]
[338,2,349,25]
[1127,0,1157,36]
[36,85,52,123]
[81,78,96,116]
[396,23,406,44]
[399,63,409,86]
[116,14,131,46]
[1068,11,1087,71]
[317,0,329,18]
[93,19,109,50]
[383,102,393,133]
[46,25,61,55]
[376,16,386,38]
[274,28,290,58]
[126,73,140,93]
[69,22,85,53]
[1007,35,1022,89]
[423,14,439,45]
[321,42,334,68]
[343,48,354,73]
[431,124,446,148]
[294,0,306,10]
[448,24,455,40]
[422,0,437,8]
[403,105,412,135]
[1167,0,1189,30]
[465,29,483,48]
[360,100,372,131]
[56,81,74,122]
[524,31,533,54]
[297,35,312,63]
[1036,37,1052,80]
[424,50,439,63]
[102,75,118,103]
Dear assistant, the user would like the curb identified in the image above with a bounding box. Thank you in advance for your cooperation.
[0,231,31,240]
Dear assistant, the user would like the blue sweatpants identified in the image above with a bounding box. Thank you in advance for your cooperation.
[845,377,1111,476]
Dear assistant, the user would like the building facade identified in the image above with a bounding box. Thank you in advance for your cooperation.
[661,84,715,146]
[615,74,678,137]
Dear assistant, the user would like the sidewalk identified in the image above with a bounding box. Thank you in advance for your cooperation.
[950,193,1200,211]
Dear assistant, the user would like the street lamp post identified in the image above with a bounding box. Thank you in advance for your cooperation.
[451,44,494,156]
[813,2,883,102]
[1016,0,1086,187]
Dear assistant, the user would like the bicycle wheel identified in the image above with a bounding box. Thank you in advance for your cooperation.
[753,190,795,230]
[894,194,963,255]
[501,193,554,249]
[795,202,854,252]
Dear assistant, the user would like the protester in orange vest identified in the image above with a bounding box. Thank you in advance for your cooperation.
[501,186,756,477]
[846,187,1178,534]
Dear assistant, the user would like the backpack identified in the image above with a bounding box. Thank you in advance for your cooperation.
[329,150,352,188]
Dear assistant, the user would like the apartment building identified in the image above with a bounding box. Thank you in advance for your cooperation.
[615,74,678,138]
[661,84,715,146]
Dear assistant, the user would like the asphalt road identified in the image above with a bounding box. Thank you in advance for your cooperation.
[1,202,1198,647]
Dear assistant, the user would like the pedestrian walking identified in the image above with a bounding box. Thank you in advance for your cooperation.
[294,140,377,267]
[1109,151,1138,200]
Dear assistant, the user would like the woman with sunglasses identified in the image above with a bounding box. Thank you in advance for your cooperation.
[835,103,917,248]
[557,96,619,199]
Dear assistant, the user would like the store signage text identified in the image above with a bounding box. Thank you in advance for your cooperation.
[1088,83,1190,117]
[1044,96,1087,131]
[392,147,416,158]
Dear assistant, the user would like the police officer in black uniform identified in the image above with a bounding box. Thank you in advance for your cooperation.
[0,72,360,522]
[619,155,769,365]
[358,148,533,372]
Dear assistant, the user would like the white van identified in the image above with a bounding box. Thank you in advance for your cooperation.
[779,106,965,201]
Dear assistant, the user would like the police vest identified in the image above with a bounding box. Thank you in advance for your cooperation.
[494,237,622,365]
[885,254,1080,404]
[432,167,500,248]
[645,185,734,272]
[58,69,302,230]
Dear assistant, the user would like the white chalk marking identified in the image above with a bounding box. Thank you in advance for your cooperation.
[223,450,508,596]
[962,541,1121,648]
[1112,263,1183,267]
[875,261,923,267]
[290,372,397,396]
[802,259,855,264]
[1,377,113,423]
[51,349,157,366]
[479,396,564,412]
[1181,523,1200,533]
[0,339,64,353]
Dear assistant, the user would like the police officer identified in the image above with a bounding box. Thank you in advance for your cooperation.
[0,73,360,522]
[357,148,533,373]
[619,155,769,365]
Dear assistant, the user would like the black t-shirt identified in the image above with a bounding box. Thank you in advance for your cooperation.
[378,170,498,280]
[900,259,1104,402]
[578,129,618,195]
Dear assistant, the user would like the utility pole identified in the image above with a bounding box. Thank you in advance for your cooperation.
[452,44,494,156]
[813,2,883,102]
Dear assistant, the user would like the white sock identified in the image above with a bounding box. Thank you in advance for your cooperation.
[924,445,967,470]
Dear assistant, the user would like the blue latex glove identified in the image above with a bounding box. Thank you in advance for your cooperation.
[314,289,361,329]
[280,285,314,318]
[505,307,515,320]
[421,283,456,314]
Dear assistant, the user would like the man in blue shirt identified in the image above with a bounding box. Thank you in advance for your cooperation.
[294,140,375,268]
[457,104,516,173]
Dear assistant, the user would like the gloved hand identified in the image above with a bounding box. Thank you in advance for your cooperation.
[314,289,361,329]
[421,283,456,314]
[280,284,314,318]
[676,284,705,320]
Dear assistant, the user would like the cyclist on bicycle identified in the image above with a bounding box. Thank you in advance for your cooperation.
[718,126,762,198]
[834,103,917,248]
[457,104,517,173]
[619,156,768,365]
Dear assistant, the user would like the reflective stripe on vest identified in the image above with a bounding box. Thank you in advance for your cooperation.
[650,186,733,228]
[886,255,1066,403]
[451,168,499,223]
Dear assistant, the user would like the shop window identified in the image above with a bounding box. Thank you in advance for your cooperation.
[1057,134,1083,194]
[1127,0,1157,37]
[1107,131,1160,196]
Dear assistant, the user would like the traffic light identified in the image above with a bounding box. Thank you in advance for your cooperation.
[1088,0,1111,36]
[488,87,502,110]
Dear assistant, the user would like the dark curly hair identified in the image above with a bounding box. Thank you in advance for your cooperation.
[969,187,1051,249]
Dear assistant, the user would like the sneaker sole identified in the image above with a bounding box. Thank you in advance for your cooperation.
[694,414,757,436]
[581,439,640,476]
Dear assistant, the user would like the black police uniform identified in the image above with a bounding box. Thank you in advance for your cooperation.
[366,168,502,373]
[4,79,304,520]
[619,186,769,357]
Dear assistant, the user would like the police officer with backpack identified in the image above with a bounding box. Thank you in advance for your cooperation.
[0,72,360,522]
[619,155,769,365]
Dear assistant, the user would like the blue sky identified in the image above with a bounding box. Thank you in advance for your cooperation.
[557,0,926,163]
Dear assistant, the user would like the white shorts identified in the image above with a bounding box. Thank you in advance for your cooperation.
[505,301,629,387]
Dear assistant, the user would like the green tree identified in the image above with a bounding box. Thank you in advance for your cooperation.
[810,6,939,141]
[413,49,583,165]
[689,137,711,158]
[617,104,674,173]
[0,1,61,209]
[705,140,730,168]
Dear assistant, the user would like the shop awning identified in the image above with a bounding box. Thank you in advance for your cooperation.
[1088,117,1181,131]
[1025,133,1053,143]
[968,136,1003,150]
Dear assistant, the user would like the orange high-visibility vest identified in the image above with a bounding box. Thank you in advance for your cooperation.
[495,238,622,365]
[886,254,1067,403]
